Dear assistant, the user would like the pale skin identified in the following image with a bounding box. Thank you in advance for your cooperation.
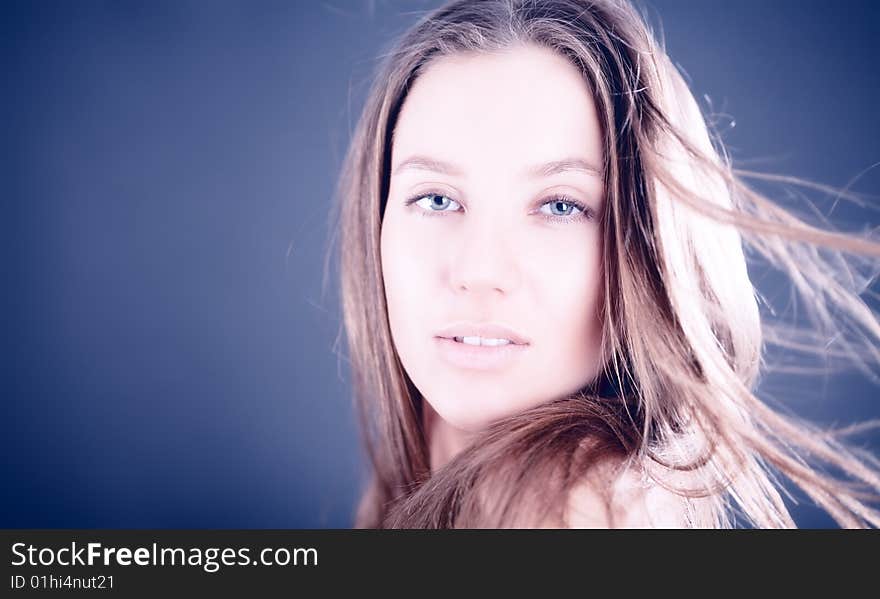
[380,43,688,527]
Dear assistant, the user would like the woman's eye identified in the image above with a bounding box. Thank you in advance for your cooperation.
[413,193,462,213]
[406,192,590,222]
[539,198,583,218]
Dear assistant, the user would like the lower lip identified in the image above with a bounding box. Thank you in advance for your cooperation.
[434,337,529,371]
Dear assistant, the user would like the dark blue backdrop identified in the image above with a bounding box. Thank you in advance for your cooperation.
[4,0,879,528]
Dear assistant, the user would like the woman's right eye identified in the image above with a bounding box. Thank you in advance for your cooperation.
[410,193,463,214]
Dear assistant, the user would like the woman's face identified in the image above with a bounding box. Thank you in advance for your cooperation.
[380,43,606,432]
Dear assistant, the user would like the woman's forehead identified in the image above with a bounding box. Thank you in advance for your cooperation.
[391,44,604,178]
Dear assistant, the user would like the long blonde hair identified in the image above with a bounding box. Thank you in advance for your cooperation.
[331,0,880,528]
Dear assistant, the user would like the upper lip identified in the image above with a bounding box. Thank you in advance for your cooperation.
[435,322,530,345]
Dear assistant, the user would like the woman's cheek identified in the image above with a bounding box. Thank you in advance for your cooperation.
[384,221,439,314]
[524,224,598,269]
[530,229,602,313]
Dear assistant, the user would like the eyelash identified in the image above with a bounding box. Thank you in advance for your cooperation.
[403,191,595,224]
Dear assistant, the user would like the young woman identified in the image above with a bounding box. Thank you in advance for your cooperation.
[332,0,880,528]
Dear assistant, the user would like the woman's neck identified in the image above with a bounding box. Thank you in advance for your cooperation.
[422,401,477,472]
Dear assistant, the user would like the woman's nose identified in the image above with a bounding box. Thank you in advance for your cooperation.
[448,219,520,297]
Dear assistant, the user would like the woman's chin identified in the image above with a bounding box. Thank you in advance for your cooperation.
[429,397,527,435]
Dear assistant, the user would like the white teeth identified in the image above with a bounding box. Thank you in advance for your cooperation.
[481,337,512,346]
[453,336,512,346]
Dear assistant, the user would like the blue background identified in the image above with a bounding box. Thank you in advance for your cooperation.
[4,0,879,528]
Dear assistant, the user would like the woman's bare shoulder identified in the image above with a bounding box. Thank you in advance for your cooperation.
[563,461,691,528]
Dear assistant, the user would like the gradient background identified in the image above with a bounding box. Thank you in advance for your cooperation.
[4,0,879,528]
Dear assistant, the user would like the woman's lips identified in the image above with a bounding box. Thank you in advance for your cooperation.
[434,336,529,372]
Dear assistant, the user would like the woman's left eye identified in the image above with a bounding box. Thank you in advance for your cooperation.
[538,197,591,222]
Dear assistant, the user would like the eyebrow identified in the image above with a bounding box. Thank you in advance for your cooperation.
[391,155,603,179]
